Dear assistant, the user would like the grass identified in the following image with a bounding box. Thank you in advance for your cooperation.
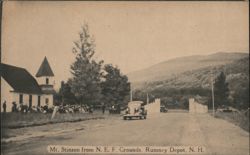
[214,110,249,132]
[1,112,105,129]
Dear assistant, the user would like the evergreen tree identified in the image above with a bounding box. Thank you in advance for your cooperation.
[101,64,130,106]
[59,81,76,105]
[233,82,249,109]
[214,71,229,107]
[70,24,103,106]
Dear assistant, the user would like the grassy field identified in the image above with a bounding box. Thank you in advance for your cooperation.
[1,112,105,129]
[215,110,249,132]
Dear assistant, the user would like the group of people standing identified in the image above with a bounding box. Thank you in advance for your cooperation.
[2,100,120,115]
[2,100,18,113]
[2,100,38,113]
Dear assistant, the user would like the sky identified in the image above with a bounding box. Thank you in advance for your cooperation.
[1,1,249,89]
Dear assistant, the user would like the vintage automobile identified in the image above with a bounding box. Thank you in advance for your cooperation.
[160,105,168,113]
[123,101,147,120]
[217,106,237,113]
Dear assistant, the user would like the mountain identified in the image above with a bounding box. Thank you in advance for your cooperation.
[128,52,248,84]
[130,53,249,110]
[134,55,249,92]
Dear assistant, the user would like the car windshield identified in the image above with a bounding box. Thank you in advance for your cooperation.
[128,101,143,109]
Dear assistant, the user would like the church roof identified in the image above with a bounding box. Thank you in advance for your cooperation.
[36,57,54,77]
[0,63,42,94]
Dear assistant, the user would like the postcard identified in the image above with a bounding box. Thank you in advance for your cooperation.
[1,1,249,155]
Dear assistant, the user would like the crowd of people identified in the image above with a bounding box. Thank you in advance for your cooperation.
[1,100,51,114]
[2,100,126,115]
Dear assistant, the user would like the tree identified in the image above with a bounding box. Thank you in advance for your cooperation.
[101,64,130,106]
[214,71,229,107]
[233,82,249,109]
[70,24,103,106]
[133,90,147,103]
[59,81,76,105]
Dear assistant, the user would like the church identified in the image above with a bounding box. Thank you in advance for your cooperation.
[0,57,56,112]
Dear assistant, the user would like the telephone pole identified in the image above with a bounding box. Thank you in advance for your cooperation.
[211,69,215,117]
[147,93,149,104]
[130,84,133,102]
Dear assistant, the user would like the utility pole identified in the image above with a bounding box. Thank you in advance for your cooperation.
[147,93,149,104]
[211,69,215,117]
[130,84,133,102]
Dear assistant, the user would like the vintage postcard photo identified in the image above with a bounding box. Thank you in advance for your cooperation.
[0,1,249,155]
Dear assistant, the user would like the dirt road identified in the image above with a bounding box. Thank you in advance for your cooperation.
[1,113,249,155]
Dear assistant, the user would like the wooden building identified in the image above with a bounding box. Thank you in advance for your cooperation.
[0,57,55,112]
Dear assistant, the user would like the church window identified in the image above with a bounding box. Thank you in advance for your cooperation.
[46,98,49,104]
[46,78,49,85]
[19,94,23,104]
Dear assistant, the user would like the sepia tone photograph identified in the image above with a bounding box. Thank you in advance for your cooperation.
[0,1,249,155]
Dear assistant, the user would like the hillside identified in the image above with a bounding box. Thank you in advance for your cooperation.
[128,52,248,84]
[135,55,249,92]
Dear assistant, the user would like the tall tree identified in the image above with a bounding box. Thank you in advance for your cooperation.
[59,81,76,105]
[233,82,249,109]
[101,64,130,106]
[214,71,229,107]
[70,24,103,106]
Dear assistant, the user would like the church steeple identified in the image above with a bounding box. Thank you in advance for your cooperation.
[36,57,55,86]
[36,57,56,105]
[36,57,54,77]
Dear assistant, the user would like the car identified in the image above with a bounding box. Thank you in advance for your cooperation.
[123,101,147,120]
[160,106,168,113]
[217,106,238,113]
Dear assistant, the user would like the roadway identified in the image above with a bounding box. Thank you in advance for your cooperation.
[1,112,249,155]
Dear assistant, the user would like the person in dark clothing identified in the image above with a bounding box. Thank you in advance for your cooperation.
[89,106,93,113]
[102,104,106,114]
[43,104,49,113]
[2,101,7,113]
[12,102,17,112]
[117,104,121,114]
[20,103,28,113]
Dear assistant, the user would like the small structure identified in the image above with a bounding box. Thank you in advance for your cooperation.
[145,98,161,115]
[1,57,55,112]
[189,95,208,113]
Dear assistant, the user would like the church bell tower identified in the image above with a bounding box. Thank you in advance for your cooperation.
[36,57,55,93]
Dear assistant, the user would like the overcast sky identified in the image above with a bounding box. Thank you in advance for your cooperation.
[2,1,249,88]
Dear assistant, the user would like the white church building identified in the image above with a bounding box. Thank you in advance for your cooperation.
[0,57,56,112]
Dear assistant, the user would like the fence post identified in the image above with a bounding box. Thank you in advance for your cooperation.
[51,106,59,120]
